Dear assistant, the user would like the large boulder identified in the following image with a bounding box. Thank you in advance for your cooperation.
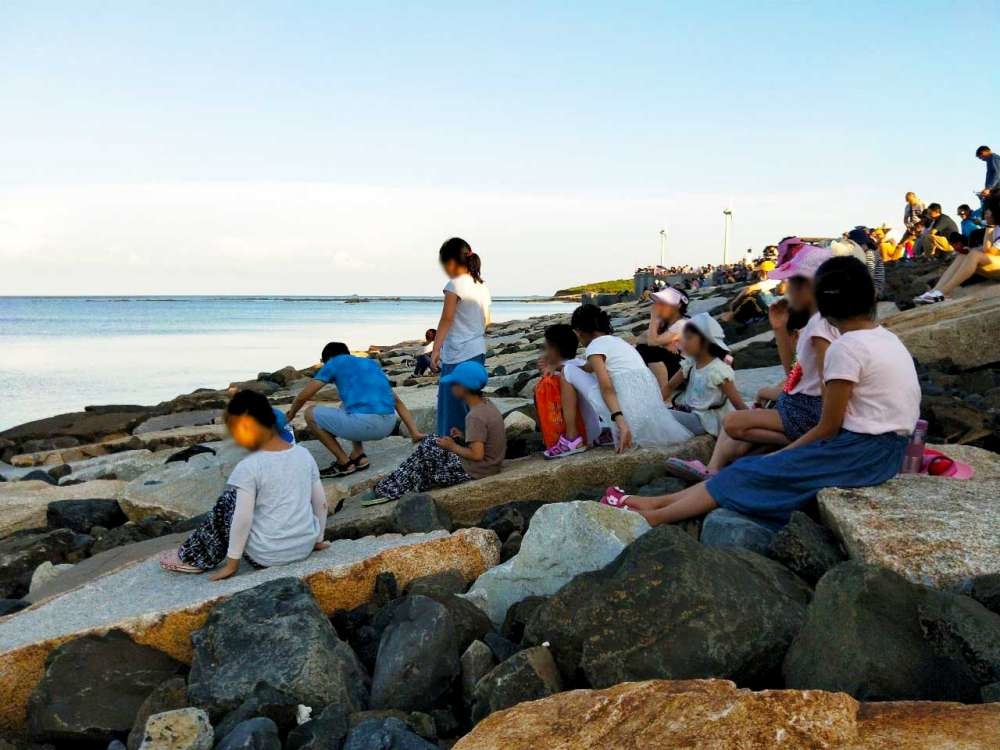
[26,630,184,743]
[392,494,452,534]
[784,562,1000,702]
[0,479,126,537]
[127,677,189,750]
[819,448,1000,592]
[0,528,92,599]
[188,577,369,718]
[342,718,436,750]
[0,528,498,733]
[699,509,775,555]
[214,718,280,750]
[47,498,127,533]
[138,708,213,750]
[452,678,1000,749]
[768,511,845,585]
[524,525,812,688]
[470,647,562,723]
[370,595,461,712]
[467,501,650,625]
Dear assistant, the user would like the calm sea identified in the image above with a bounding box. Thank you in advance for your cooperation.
[0,296,574,431]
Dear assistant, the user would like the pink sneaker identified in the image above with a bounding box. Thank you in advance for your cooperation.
[664,458,712,483]
[599,486,631,508]
[543,435,586,460]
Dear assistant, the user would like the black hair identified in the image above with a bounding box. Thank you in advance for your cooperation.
[682,322,729,360]
[969,228,987,248]
[958,203,972,213]
[439,237,484,284]
[787,306,812,334]
[570,304,613,335]
[226,389,277,428]
[947,231,967,247]
[977,145,991,156]
[425,328,437,341]
[814,256,876,322]
[544,324,579,360]
[927,203,942,213]
[321,341,350,362]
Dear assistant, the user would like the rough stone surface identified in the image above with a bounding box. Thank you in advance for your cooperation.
[525,525,812,689]
[342,718,436,750]
[187,578,367,718]
[0,479,126,537]
[467,501,650,625]
[392,493,452,534]
[405,569,468,598]
[972,573,1000,615]
[28,561,74,594]
[127,677,189,750]
[461,641,496,707]
[214,718,280,750]
[46,498,127,533]
[0,528,499,732]
[819,447,1000,592]
[471,646,562,722]
[134,411,219,436]
[769,511,845,585]
[213,684,300,740]
[138,708,213,750]
[700,508,775,555]
[285,702,350,750]
[26,630,184,743]
[784,562,1000,702]
[452,678,1000,749]
[370,595,461,712]
[63,449,168,483]
[0,528,92,599]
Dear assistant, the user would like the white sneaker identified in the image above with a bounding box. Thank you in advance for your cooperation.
[914,290,944,305]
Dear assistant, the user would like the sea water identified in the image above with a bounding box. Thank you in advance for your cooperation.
[0,296,575,431]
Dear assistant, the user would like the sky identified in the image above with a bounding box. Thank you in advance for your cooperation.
[1,1,998,296]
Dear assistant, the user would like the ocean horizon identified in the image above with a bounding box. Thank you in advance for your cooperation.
[0,295,575,431]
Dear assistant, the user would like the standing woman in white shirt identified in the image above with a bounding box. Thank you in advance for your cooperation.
[431,238,492,436]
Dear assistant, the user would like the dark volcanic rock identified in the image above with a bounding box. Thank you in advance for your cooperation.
[342,718,436,750]
[784,562,1000,702]
[483,632,521,664]
[214,684,300,740]
[47,464,72,481]
[47,498,126,534]
[971,573,1000,616]
[0,528,93,599]
[215,718,281,750]
[501,595,549,644]
[525,525,812,689]
[0,598,29,616]
[404,570,467,598]
[126,676,188,750]
[391,494,452,534]
[27,630,184,744]
[768,511,845,585]
[20,470,57,485]
[499,531,522,562]
[370,595,460,712]
[285,703,350,750]
[700,509,775,555]
[476,501,544,542]
[471,647,563,723]
[0,408,151,454]
[187,578,368,718]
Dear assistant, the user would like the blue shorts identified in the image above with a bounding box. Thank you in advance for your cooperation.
[311,408,397,442]
[775,392,823,441]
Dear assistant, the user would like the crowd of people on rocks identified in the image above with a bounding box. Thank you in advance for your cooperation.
[160,145,997,580]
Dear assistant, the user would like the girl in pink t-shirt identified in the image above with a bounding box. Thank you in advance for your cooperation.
[620,256,920,528]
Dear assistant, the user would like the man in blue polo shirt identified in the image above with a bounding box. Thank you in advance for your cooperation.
[286,342,423,477]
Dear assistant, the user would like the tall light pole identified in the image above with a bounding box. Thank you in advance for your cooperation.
[722,208,733,265]
[659,228,667,268]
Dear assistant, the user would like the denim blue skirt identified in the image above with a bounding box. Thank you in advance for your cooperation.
[775,391,823,441]
[706,430,908,526]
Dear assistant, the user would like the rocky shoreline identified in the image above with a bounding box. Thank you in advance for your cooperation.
[2,259,1000,748]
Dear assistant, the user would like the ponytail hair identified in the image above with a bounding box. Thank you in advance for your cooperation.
[439,237,484,284]
[570,303,613,335]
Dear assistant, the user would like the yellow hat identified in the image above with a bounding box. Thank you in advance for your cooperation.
[756,260,776,273]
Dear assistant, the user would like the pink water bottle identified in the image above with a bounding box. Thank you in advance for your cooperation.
[900,419,928,474]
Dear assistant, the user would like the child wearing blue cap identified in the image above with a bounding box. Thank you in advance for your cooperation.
[361,360,506,506]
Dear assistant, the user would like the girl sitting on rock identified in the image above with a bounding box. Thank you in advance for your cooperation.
[569,304,693,453]
[662,312,747,436]
[357,360,506,505]
[666,246,838,482]
[635,287,689,397]
[159,390,329,580]
[614,256,920,527]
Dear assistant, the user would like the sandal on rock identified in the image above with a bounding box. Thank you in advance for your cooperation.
[351,453,371,472]
[599,486,631,509]
[321,461,356,478]
[357,488,393,508]
[664,458,712,483]
[158,550,204,574]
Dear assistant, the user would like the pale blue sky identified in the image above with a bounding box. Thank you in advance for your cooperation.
[1,1,997,295]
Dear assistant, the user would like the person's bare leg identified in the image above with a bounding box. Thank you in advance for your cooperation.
[624,482,703,511]
[935,251,983,296]
[350,441,365,461]
[740,428,790,446]
[559,375,581,441]
[707,428,752,472]
[647,362,670,400]
[635,483,719,526]
[305,407,350,465]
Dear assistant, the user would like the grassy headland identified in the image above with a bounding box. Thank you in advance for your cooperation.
[553,278,633,298]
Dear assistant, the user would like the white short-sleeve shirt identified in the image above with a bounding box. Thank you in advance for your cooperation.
[823,326,920,435]
[790,313,840,397]
[585,334,647,373]
[441,274,492,364]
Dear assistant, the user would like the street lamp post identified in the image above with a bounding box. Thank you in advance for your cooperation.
[722,208,733,265]
[659,228,667,268]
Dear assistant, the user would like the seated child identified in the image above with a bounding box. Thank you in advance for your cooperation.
[668,246,837,481]
[159,390,329,579]
[359,361,506,505]
[662,312,746,436]
[635,287,689,396]
[414,329,437,376]
[537,324,608,459]
[569,304,692,452]
[286,342,423,478]
[617,256,920,528]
